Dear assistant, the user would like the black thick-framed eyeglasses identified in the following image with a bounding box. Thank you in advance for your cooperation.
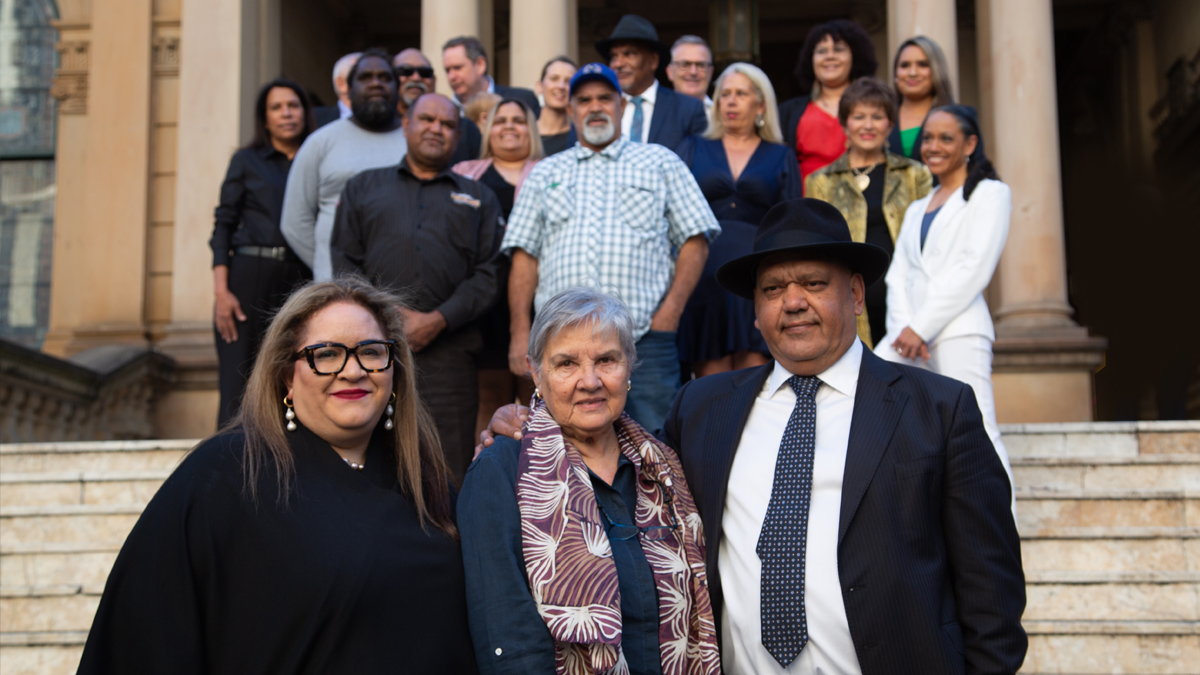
[595,479,679,541]
[293,339,398,375]
[395,64,434,78]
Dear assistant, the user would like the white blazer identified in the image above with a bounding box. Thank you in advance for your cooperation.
[878,178,1010,346]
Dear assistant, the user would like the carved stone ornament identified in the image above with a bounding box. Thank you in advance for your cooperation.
[52,41,90,115]
[153,36,180,74]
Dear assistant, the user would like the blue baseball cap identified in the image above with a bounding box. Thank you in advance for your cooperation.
[569,62,622,96]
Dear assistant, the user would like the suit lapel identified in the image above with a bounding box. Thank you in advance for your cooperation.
[648,87,670,145]
[919,186,965,265]
[838,349,908,545]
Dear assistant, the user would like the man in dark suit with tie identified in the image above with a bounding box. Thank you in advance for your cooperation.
[480,199,1026,674]
[441,36,541,117]
[566,14,707,154]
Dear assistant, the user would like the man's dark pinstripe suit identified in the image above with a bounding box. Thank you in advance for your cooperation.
[661,346,1027,675]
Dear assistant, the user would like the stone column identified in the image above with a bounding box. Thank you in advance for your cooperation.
[888,0,959,94]
[510,0,574,92]
[983,0,1105,422]
[154,0,270,437]
[62,0,154,353]
[421,0,480,96]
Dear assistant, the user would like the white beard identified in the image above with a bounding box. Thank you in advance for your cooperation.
[581,114,617,145]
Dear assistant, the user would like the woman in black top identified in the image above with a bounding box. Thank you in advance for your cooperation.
[78,277,477,674]
[535,56,577,155]
[211,79,314,425]
[452,98,544,439]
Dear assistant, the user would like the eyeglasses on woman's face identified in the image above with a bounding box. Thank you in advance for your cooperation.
[293,339,397,375]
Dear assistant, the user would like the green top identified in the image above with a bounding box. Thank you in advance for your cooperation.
[900,127,922,158]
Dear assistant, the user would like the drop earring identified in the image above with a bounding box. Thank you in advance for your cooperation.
[283,396,297,431]
[384,392,396,430]
[627,380,632,391]
[755,113,764,128]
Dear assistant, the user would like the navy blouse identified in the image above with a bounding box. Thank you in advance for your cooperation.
[676,136,803,226]
[458,435,663,675]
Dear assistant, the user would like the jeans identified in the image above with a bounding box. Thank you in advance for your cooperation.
[624,330,682,436]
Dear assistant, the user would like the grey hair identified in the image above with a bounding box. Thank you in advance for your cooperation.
[527,288,638,377]
[703,62,783,144]
[443,36,488,67]
[332,52,362,88]
[671,35,712,59]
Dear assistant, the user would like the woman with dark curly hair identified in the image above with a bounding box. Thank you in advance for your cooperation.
[779,19,879,190]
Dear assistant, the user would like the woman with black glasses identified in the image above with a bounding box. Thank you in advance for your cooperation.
[78,277,477,674]
[457,288,720,675]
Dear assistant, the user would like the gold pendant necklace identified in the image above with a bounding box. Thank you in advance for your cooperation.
[851,162,877,191]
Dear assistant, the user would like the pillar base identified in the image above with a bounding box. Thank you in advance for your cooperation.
[154,321,218,390]
[992,321,1107,423]
[46,323,150,358]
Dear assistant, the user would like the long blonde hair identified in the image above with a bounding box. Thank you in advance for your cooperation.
[224,276,456,537]
[479,97,545,161]
[892,36,956,107]
[702,62,783,144]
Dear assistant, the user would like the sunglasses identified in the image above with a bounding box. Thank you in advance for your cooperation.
[395,65,434,79]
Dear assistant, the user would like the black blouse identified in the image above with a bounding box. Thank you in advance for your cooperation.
[77,425,478,675]
[210,145,293,267]
[861,163,892,345]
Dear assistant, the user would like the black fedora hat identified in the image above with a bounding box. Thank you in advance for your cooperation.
[595,14,671,65]
[716,198,891,299]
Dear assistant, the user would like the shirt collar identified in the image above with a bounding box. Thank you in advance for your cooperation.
[573,135,628,161]
[624,78,659,104]
[256,143,284,159]
[398,155,456,181]
[765,338,863,399]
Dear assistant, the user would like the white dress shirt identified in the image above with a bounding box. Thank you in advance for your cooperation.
[720,339,864,675]
[621,79,658,143]
[336,100,352,120]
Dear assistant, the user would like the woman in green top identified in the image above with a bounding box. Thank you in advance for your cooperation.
[888,36,955,159]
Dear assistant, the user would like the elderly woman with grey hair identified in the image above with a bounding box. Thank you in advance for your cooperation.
[457,288,720,675]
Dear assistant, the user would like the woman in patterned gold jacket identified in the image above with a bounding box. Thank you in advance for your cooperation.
[806,77,931,348]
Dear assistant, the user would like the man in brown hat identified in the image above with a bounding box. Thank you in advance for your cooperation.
[481,198,1026,675]
[566,14,707,153]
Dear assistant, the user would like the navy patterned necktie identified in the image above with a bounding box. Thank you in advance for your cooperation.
[630,95,645,142]
[757,374,822,667]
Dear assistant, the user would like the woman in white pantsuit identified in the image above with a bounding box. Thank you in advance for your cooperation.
[874,104,1015,514]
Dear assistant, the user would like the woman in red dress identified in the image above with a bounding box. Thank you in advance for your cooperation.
[779,19,879,190]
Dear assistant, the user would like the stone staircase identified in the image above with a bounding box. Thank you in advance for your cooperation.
[1008,422,1200,674]
[1,425,1198,674]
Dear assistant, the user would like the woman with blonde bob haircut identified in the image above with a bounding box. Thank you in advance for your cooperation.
[676,62,801,377]
[78,276,478,674]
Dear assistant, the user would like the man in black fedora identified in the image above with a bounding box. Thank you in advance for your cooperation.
[567,14,707,153]
[480,199,1027,674]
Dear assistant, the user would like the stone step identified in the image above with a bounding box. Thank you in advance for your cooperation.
[0,440,192,474]
[1023,571,1199,622]
[0,505,144,548]
[0,585,102,633]
[0,542,122,588]
[0,471,171,507]
[1002,421,1200,460]
[1021,631,1200,674]
[0,639,86,675]
[1012,455,1200,492]
[1015,488,1199,530]
[1020,527,1200,572]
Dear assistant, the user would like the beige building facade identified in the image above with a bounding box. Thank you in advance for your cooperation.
[24,0,1200,438]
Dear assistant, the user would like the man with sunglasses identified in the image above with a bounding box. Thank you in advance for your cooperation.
[331,92,504,479]
[394,48,482,165]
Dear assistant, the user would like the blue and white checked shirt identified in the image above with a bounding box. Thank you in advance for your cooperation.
[502,138,720,340]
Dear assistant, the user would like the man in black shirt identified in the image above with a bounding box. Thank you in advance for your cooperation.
[332,93,503,477]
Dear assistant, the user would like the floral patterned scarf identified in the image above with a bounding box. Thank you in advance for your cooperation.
[515,398,721,675]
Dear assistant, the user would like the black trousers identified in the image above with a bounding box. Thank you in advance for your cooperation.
[215,255,311,427]
[413,326,481,482]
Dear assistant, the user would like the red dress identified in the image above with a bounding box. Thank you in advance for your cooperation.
[796,102,846,193]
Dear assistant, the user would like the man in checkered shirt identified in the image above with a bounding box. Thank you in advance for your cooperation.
[502,62,720,433]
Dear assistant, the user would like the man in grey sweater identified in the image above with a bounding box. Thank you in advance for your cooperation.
[281,48,408,280]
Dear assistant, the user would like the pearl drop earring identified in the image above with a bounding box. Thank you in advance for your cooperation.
[283,396,297,432]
